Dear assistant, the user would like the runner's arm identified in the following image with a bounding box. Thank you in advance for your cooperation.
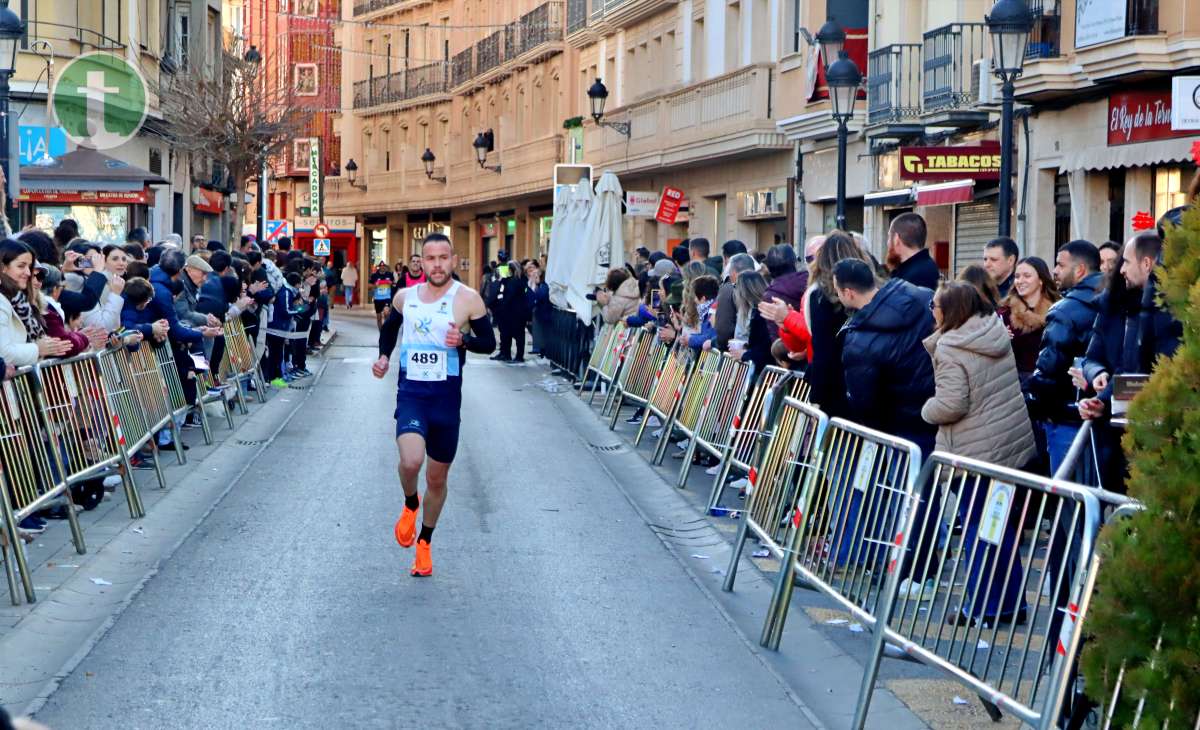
[378,308,403,358]
[460,288,495,355]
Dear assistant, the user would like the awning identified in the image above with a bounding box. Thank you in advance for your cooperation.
[20,147,168,192]
[864,187,914,207]
[916,179,974,207]
[1057,136,1199,173]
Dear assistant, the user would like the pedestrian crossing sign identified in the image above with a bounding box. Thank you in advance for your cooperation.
[313,238,331,256]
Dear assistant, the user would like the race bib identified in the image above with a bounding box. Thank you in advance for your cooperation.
[405,349,447,382]
[375,285,391,300]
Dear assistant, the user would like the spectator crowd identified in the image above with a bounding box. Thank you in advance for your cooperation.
[2,222,334,542]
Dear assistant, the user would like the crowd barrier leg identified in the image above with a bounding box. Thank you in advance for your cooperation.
[650,406,678,465]
[0,474,35,604]
[607,391,626,430]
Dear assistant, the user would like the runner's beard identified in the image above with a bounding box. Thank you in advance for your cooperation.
[427,270,451,286]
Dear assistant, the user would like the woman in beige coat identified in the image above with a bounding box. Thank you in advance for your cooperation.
[595,268,640,325]
[922,281,1036,625]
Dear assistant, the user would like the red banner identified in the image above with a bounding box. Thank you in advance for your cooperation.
[1108,89,1196,146]
[194,187,224,214]
[21,187,153,204]
[655,186,684,225]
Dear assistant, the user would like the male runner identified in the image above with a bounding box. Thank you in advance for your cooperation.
[372,233,495,576]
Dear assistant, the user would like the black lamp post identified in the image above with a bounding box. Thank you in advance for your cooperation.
[244,45,264,242]
[815,19,846,70]
[986,0,1032,238]
[421,147,445,183]
[586,78,630,138]
[473,131,500,173]
[344,158,364,188]
[826,49,862,231]
[0,1,23,231]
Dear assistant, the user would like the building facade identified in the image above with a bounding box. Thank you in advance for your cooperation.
[11,0,226,246]
[778,0,1199,276]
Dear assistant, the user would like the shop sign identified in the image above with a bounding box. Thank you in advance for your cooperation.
[22,187,153,204]
[1108,89,1196,146]
[18,126,67,165]
[308,137,321,220]
[324,215,356,232]
[294,216,319,232]
[1075,0,1126,48]
[655,186,684,225]
[899,145,1001,181]
[1171,77,1200,131]
[625,191,659,218]
[194,187,223,214]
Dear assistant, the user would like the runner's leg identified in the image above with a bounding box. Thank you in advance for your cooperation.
[397,433,425,501]
[419,458,451,528]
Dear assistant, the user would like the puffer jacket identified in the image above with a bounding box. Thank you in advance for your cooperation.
[601,277,640,325]
[839,278,937,455]
[921,313,1037,467]
[1028,271,1104,423]
[1082,277,1181,403]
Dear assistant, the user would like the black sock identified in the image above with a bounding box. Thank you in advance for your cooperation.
[404,493,420,511]
[418,524,435,544]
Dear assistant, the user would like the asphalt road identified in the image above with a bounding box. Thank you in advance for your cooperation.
[33,312,816,729]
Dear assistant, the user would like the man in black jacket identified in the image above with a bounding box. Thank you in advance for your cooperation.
[1028,239,1104,472]
[983,237,1018,298]
[886,212,940,291]
[492,257,530,362]
[836,258,937,454]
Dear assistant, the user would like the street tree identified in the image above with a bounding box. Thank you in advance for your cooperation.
[159,50,307,244]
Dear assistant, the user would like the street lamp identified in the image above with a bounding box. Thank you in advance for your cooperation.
[344,158,365,188]
[815,19,846,71]
[0,0,24,231]
[586,78,631,138]
[473,131,501,173]
[986,0,1032,237]
[826,49,862,231]
[243,45,265,243]
[421,147,446,183]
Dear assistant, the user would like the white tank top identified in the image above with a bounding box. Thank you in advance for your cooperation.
[399,282,462,390]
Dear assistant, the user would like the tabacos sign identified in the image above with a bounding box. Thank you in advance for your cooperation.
[899,144,1001,181]
[1108,89,1196,146]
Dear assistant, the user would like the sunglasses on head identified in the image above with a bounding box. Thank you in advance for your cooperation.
[33,270,47,281]
[805,255,815,264]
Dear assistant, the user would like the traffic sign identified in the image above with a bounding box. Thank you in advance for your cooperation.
[313,238,331,256]
[313,222,330,238]
[265,219,290,241]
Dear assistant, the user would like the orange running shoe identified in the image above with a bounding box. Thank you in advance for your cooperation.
[394,506,418,548]
[411,540,432,577]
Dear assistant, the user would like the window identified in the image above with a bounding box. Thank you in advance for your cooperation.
[294,63,319,96]
[382,130,391,171]
[149,148,162,175]
[1152,164,1197,220]
[294,138,313,172]
[1054,172,1071,251]
[175,5,190,70]
[1108,169,1125,244]
[295,0,318,16]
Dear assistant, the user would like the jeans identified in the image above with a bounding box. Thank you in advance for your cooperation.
[344,286,355,307]
[1042,422,1080,476]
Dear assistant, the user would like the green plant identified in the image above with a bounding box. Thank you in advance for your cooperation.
[1080,202,1200,726]
[562,116,584,129]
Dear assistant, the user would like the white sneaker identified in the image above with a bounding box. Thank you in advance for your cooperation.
[676,438,690,451]
[730,477,749,491]
[103,475,123,490]
[898,578,936,601]
[705,464,721,476]
[648,415,663,428]
[651,427,664,439]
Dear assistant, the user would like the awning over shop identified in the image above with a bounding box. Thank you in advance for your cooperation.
[916,179,974,207]
[864,187,914,207]
[19,147,168,195]
[1057,136,1198,173]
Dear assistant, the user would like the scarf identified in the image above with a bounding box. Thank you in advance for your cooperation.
[12,291,44,340]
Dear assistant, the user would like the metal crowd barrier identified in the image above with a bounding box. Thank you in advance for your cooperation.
[153,341,214,446]
[196,365,237,431]
[580,324,627,405]
[657,348,719,466]
[759,416,924,651]
[676,353,753,489]
[707,366,809,513]
[35,352,145,519]
[0,368,88,604]
[853,453,1103,729]
[606,329,667,430]
[96,347,168,492]
[632,341,693,463]
[724,397,828,595]
[127,344,184,466]
[541,306,594,380]
[222,318,266,406]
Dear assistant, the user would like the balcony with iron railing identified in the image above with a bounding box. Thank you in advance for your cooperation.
[572,0,674,40]
[451,47,474,88]
[866,43,924,136]
[21,20,125,53]
[352,61,449,111]
[921,22,990,126]
[450,2,564,89]
[1026,0,1062,59]
[351,0,432,17]
[567,0,588,35]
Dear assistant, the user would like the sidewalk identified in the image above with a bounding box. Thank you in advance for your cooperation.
[0,354,331,717]
[557,364,1019,730]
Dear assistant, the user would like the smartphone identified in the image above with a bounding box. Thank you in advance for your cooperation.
[77,258,94,270]
[651,291,661,310]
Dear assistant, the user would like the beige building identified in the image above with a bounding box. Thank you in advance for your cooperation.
[777,0,1200,275]
[12,1,228,245]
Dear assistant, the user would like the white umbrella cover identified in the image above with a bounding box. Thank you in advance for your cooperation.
[547,180,593,309]
[565,171,625,323]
